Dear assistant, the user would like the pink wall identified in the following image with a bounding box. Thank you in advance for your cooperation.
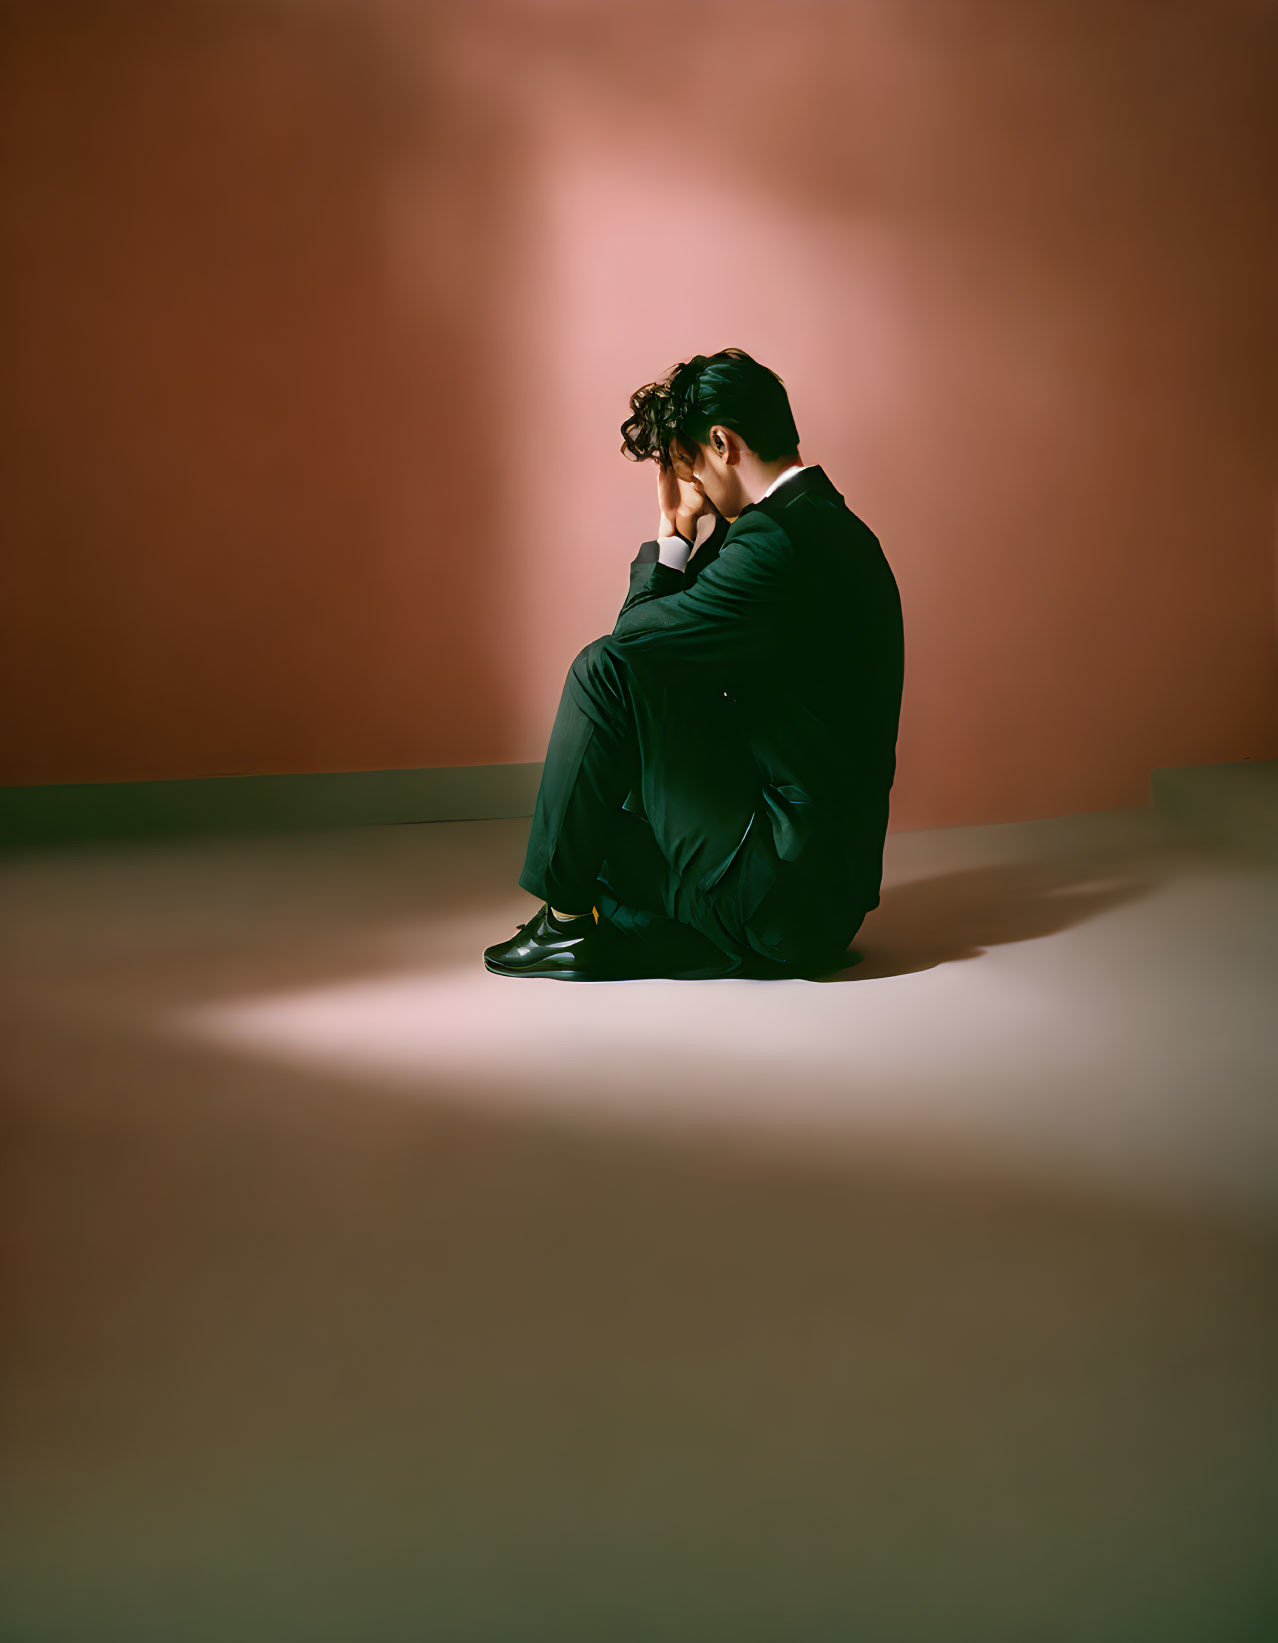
[2,0,1274,828]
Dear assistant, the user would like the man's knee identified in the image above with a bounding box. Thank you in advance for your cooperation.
[570,634,626,691]
[572,634,620,672]
[570,635,644,720]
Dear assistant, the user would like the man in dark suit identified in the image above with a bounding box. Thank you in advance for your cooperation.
[485,348,904,980]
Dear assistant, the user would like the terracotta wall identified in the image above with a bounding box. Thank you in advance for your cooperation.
[2,0,1274,827]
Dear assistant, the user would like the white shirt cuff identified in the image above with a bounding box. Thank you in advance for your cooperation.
[655,533,694,571]
[656,509,721,570]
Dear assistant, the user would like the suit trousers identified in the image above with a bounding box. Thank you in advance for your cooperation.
[518,635,866,975]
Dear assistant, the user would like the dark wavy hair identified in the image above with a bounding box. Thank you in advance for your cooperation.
[620,348,801,471]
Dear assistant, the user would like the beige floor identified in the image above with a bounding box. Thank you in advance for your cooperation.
[2,806,1276,1641]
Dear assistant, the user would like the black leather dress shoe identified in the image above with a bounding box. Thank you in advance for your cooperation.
[483,903,617,980]
[484,902,752,981]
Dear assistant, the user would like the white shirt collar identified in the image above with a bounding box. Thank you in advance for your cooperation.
[759,462,807,502]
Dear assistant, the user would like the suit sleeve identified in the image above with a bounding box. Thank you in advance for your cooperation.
[611,514,795,672]
[616,511,731,624]
[619,537,687,610]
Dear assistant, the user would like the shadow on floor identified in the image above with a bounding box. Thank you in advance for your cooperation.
[821,852,1168,982]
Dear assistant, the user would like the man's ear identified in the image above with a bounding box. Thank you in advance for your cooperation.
[712,428,739,465]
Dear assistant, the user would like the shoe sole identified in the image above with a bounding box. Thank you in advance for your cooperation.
[483,948,862,981]
[483,941,631,979]
[483,959,614,980]
[483,951,751,981]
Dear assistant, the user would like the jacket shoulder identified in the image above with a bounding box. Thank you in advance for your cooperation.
[721,509,795,554]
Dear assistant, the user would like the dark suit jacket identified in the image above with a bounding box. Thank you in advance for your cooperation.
[610,464,904,916]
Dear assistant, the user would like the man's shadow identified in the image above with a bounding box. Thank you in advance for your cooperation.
[813,853,1167,983]
[596,800,1182,983]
